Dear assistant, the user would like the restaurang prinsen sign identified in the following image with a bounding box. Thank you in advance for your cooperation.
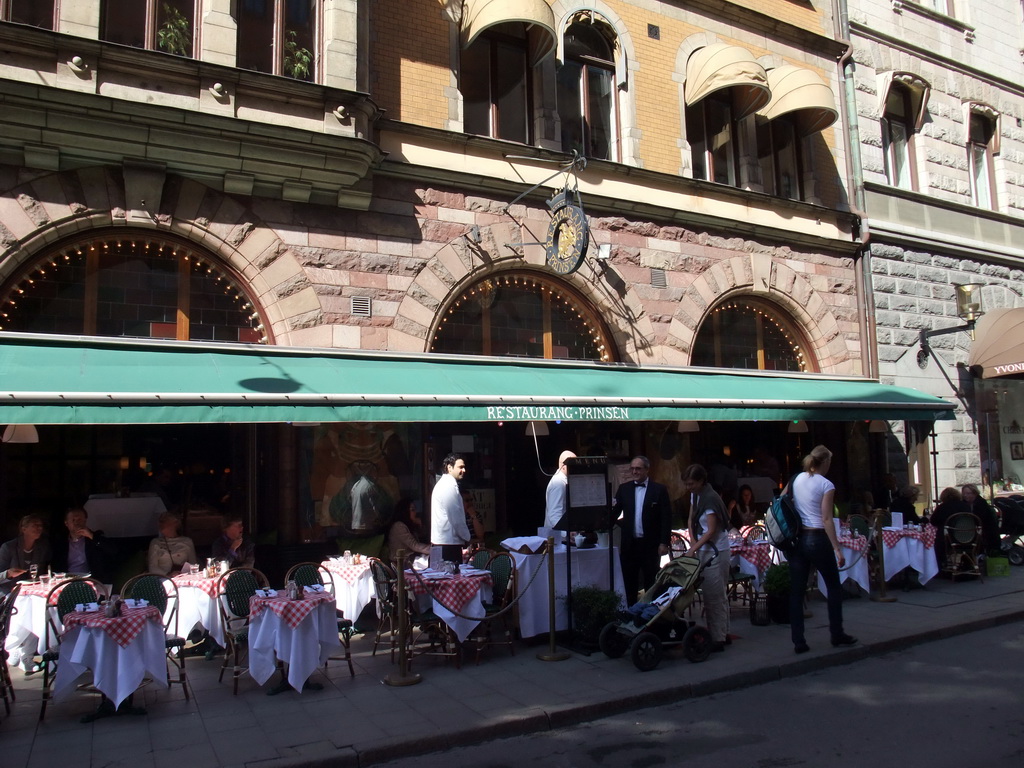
[487,405,629,421]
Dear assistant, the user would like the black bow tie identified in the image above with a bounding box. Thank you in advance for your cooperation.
[635,482,646,488]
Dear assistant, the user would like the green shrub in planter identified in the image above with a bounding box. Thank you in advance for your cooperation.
[762,562,791,624]
[569,586,622,643]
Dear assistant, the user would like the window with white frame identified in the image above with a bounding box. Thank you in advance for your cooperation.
[1,0,56,29]
[462,23,532,144]
[236,0,318,81]
[968,111,997,209]
[687,91,739,186]
[756,115,802,200]
[557,19,618,161]
[101,0,197,57]
[881,83,916,190]
[913,0,952,14]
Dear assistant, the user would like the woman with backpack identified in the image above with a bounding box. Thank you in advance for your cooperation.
[786,445,857,654]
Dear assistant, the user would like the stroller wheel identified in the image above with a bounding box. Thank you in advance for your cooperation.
[599,622,629,659]
[683,625,712,663]
[630,631,663,672]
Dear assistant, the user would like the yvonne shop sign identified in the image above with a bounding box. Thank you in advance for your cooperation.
[993,362,1024,376]
[486,405,630,421]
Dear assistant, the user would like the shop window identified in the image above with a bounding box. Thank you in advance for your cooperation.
[430,274,614,362]
[0,236,267,343]
[101,0,196,56]
[687,91,739,186]
[882,83,916,190]
[756,115,803,200]
[557,18,618,161]
[691,299,811,372]
[462,23,532,144]
[968,111,997,209]
[237,0,317,81]
[2,0,55,29]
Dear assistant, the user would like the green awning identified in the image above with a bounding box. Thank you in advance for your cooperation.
[0,332,954,425]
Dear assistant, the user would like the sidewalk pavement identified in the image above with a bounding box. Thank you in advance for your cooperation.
[4,569,1023,768]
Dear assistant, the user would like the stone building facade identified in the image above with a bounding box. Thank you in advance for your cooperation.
[844,0,1024,500]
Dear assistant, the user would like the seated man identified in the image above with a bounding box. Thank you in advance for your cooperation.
[51,507,116,585]
[211,515,255,569]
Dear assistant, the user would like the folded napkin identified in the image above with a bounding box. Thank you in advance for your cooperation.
[302,584,325,594]
[255,588,278,598]
[75,602,101,613]
[500,536,548,554]
[459,566,488,576]
[122,598,149,608]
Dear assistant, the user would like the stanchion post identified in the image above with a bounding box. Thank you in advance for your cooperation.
[537,536,569,662]
[870,523,897,603]
[384,548,422,686]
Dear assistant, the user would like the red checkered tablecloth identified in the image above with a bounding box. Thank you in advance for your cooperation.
[837,534,869,553]
[320,559,371,586]
[63,605,163,648]
[404,571,492,614]
[172,573,221,599]
[20,581,52,599]
[731,542,772,573]
[881,525,936,550]
[249,591,335,629]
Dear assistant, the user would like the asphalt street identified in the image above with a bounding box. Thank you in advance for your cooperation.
[376,621,1024,768]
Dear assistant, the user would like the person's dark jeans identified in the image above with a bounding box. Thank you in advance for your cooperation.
[789,529,845,646]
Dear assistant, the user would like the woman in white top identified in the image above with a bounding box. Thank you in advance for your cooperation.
[786,445,856,654]
[683,463,731,651]
[147,512,197,577]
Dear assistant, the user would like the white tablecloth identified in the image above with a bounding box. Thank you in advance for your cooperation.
[248,599,341,691]
[508,546,626,638]
[5,590,48,655]
[883,534,939,584]
[817,544,871,594]
[320,560,374,622]
[176,583,225,647]
[84,495,166,537]
[53,621,168,708]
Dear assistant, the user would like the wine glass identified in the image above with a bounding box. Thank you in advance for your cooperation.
[29,563,38,581]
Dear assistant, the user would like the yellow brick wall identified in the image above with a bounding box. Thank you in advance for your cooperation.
[370,0,451,127]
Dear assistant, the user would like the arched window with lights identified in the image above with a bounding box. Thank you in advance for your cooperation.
[430,273,615,362]
[0,234,267,343]
[691,298,812,372]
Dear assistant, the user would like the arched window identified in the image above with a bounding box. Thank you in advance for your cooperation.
[691,298,811,372]
[558,17,618,161]
[430,273,614,362]
[0,233,267,343]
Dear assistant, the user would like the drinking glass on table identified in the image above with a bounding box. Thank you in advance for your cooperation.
[29,563,38,581]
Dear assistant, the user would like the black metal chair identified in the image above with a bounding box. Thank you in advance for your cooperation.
[472,552,516,664]
[285,561,355,677]
[0,583,21,716]
[942,512,984,582]
[216,567,269,694]
[121,573,189,699]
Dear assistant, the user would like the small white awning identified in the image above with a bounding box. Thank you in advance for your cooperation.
[757,65,838,136]
[461,0,557,65]
[684,43,770,119]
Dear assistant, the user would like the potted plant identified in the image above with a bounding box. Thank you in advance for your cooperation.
[568,585,621,647]
[283,30,314,81]
[762,562,791,624]
[157,3,192,57]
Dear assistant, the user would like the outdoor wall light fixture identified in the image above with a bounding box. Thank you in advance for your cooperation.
[525,421,549,437]
[676,420,700,433]
[2,424,39,443]
[917,283,984,367]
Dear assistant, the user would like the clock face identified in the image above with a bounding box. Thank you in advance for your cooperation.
[544,203,589,275]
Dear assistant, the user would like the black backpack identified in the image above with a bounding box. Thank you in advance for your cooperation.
[766,473,802,551]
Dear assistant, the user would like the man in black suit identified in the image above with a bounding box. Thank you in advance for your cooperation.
[613,455,671,605]
[51,507,116,585]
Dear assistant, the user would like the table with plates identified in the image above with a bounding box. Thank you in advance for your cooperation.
[881,525,938,585]
[404,569,492,643]
[53,605,167,708]
[319,558,373,622]
[247,590,340,691]
[507,545,626,638]
[172,572,226,646]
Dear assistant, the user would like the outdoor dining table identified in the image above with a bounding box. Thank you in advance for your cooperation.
[403,568,492,643]
[730,540,772,590]
[172,571,226,646]
[819,532,871,594]
[882,524,938,584]
[5,580,53,658]
[247,589,340,692]
[319,558,373,622]
[53,604,167,708]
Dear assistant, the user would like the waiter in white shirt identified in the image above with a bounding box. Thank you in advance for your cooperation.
[430,452,471,564]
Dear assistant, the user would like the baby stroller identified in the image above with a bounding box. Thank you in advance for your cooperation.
[994,495,1024,566]
[598,554,714,671]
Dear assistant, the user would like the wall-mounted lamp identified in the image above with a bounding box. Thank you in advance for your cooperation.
[868,420,888,433]
[2,424,39,443]
[676,420,700,433]
[918,283,985,367]
[787,420,808,433]
[595,243,612,260]
[525,421,549,437]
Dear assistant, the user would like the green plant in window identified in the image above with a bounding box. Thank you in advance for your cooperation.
[157,3,191,57]
[283,30,313,81]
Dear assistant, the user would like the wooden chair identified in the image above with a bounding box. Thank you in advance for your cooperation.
[368,557,401,661]
[0,584,21,716]
[40,577,109,721]
[469,548,494,570]
[285,562,355,677]
[472,552,517,664]
[942,512,984,582]
[216,567,269,694]
[121,573,189,700]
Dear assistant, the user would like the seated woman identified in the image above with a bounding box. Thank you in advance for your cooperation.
[147,511,197,577]
[462,489,486,543]
[387,497,431,559]
[0,514,50,584]
[961,483,1000,553]
[930,487,971,569]
[728,484,759,531]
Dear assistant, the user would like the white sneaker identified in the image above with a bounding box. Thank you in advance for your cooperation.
[7,647,22,667]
